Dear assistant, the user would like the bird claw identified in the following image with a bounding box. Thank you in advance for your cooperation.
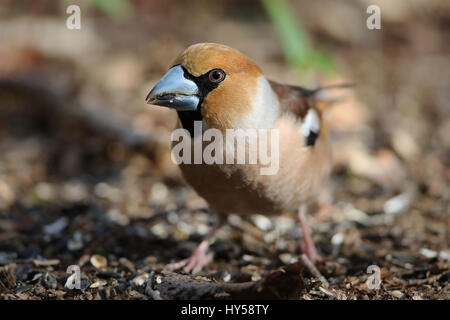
[300,243,325,264]
[298,205,326,265]
[165,247,213,274]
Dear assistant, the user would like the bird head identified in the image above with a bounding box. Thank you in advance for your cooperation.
[146,43,279,131]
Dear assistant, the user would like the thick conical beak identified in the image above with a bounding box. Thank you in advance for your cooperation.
[145,65,200,111]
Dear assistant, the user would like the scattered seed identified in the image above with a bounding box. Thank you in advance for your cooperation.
[119,257,136,273]
[279,253,298,264]
[43,217,69,235]
[389,290,405,299]
[331,232,345,246]
[383,193,411,215]
[90,254,107,270]
[90,280,107,289]
[251,214,272,231]
[132,274,149,287]
[419,248,438,259]
[32,258,60,267]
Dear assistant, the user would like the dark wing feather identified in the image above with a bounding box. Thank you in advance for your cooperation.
[269,80,321,146]
[269,80,353,118]
[268,80,316,119]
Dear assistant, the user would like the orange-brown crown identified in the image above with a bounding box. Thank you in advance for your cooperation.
[174,43,265,130]
[173,43,262,77]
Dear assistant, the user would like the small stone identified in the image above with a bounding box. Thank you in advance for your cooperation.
[242,254,255,262]
[62,181,88,202]
[251,214,272,231]
[151,223,169,239]
[279,253,297,264]
[167,212,179,224]
[90,254,108,270]
[107,208,129,226]
[319,286,335,298]
[390,290,405,299]
[143,256,158,265]
[94,182,121,201]
[223,273,231,282]
[34,182,55,201]
[32,258,60,267]
[344,204,370,223]
[67,231,84,251]
[119,257,136,273]
[439,250,450,261]
[132,273,149,287]
[419,248,438,259]
[150,183,169,205]
[43,217,69,235]
[383,193,411,215]
[331,232,345,246]
[90,280,107,289]
[391,129,419,160]
[251,273,262,282]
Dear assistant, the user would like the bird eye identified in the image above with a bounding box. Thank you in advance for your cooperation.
[208,69,225,83]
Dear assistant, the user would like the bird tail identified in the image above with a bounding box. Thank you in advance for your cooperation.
[310,84,354,113]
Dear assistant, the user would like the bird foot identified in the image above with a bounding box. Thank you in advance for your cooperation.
[300,242,325,264]
[165,241,213,274]
[298,205,326,265]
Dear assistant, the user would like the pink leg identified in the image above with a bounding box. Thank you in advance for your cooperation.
[165,224,220,274]
[298,205,324,264]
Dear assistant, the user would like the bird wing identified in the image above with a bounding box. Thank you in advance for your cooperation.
[269,80,353,115]
[268,80,316,119]
[269,80,352,146]
[269,80,322,146]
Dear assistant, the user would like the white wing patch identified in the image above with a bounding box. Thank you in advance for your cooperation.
[301,109,321,146]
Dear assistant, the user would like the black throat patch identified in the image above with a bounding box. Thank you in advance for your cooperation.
[176,65,223,137]
[177,110,203,137]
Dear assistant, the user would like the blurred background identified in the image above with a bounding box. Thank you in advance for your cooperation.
[0,0,448,300]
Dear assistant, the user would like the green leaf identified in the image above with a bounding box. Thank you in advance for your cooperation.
[91,0,132,20]
[261,0,335,73]
[306,50,336,73]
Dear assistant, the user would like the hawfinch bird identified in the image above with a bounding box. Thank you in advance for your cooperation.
[146,43,334,273]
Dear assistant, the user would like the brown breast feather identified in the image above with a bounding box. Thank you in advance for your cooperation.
[176,81,331,216]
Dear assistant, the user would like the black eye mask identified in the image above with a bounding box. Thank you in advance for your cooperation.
[176,65,226,137]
